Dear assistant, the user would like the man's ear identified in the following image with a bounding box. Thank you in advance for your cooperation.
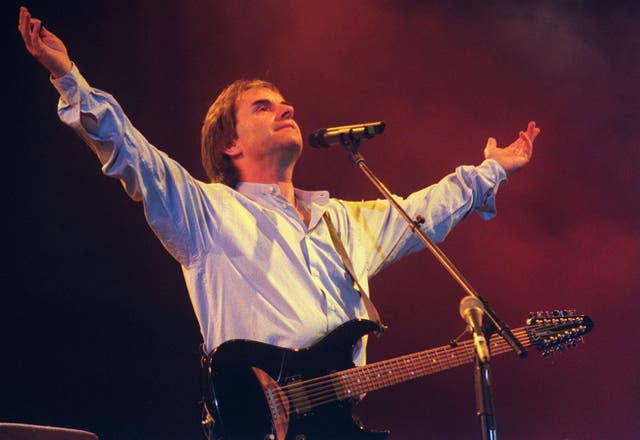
[223,142,242,158]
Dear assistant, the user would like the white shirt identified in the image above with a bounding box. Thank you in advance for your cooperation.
[52,64,507,365]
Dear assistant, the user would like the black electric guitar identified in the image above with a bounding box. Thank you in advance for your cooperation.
[203,310,593,440]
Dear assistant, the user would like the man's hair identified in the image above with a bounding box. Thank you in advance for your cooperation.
[201,79,280,187]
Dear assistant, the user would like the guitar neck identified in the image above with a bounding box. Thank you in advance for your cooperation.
[335,326,531,398]
[280,313,590,415]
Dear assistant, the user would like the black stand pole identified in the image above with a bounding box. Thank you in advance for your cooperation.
[475,354,497,440]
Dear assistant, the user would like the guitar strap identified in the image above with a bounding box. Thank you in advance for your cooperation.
[322,211,386,331]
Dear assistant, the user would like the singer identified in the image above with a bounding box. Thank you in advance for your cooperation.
[19,6,539,439]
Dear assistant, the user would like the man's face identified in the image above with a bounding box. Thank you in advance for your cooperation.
[231,86,303,163]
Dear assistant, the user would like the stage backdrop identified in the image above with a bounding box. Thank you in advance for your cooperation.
[7,1,639,439]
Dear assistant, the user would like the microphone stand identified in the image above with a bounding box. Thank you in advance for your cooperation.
[475,352,497,440]
[473,322,497,440]
[337,136,527,439]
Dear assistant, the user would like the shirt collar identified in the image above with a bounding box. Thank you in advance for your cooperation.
[235,182,330,207]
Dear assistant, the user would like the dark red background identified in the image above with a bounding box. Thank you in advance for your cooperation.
[7,1,639,439]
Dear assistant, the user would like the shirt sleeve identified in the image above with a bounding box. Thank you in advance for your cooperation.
[50,64,216,265]
[336,159,507,279]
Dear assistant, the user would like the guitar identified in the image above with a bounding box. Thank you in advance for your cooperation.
[202,310,593,440]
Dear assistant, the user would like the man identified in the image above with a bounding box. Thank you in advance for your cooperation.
[18,6,539,438]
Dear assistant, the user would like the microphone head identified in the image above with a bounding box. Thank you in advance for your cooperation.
[366,121,385,137]
[459,295,484,318]
[308,129,330,148]
[307,121,386,148]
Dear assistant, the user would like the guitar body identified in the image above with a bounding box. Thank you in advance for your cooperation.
[204,319,389,440]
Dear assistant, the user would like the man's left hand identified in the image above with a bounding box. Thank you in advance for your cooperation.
[484,121,540,176]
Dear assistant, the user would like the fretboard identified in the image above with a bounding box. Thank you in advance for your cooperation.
[333,327,530,400]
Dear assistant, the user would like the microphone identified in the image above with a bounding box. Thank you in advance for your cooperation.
[459,296,490,363]
[308,121,385,148]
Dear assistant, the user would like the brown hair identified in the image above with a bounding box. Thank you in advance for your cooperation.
[200,79,280,187]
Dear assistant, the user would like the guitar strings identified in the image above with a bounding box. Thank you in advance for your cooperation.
[287,333,524,409]
[278,326,539,411]
[279,319,584,412]
[289,329,537,411]
[275,319,583,412]
[282,318,578,400]
[293,337,526,410]
[282,326,526,397]
[300,330,533,410]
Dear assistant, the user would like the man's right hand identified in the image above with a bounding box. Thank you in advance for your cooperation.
[18,6,72,79]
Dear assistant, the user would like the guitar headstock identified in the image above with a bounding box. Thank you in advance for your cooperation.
[526,310,594,357]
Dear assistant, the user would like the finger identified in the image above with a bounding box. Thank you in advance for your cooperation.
[40,26,57,44]
[526,120,540,142]
[18,6,26,30]
[18,7,33,51]
[519,130,531,147]
[29,18,43,55]
[18,6,29,29]
[41,25,62,44]
[519,131,532,157]
[484,137,497,156]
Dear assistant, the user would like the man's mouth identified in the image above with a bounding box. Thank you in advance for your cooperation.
[275,124,297,131]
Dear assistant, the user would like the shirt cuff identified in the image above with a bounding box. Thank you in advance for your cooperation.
[474,159,508,220]
[478,158,507,185]
[49,63,91,106]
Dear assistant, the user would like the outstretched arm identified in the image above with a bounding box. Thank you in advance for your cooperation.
[17,6,211,266]
[484,121,541,176]
[18,6,72,78]
[340,122,541,277]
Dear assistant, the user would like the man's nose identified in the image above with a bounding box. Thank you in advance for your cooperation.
[279,103,295,120]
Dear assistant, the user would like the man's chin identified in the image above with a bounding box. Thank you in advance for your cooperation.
[279,139,303,153]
